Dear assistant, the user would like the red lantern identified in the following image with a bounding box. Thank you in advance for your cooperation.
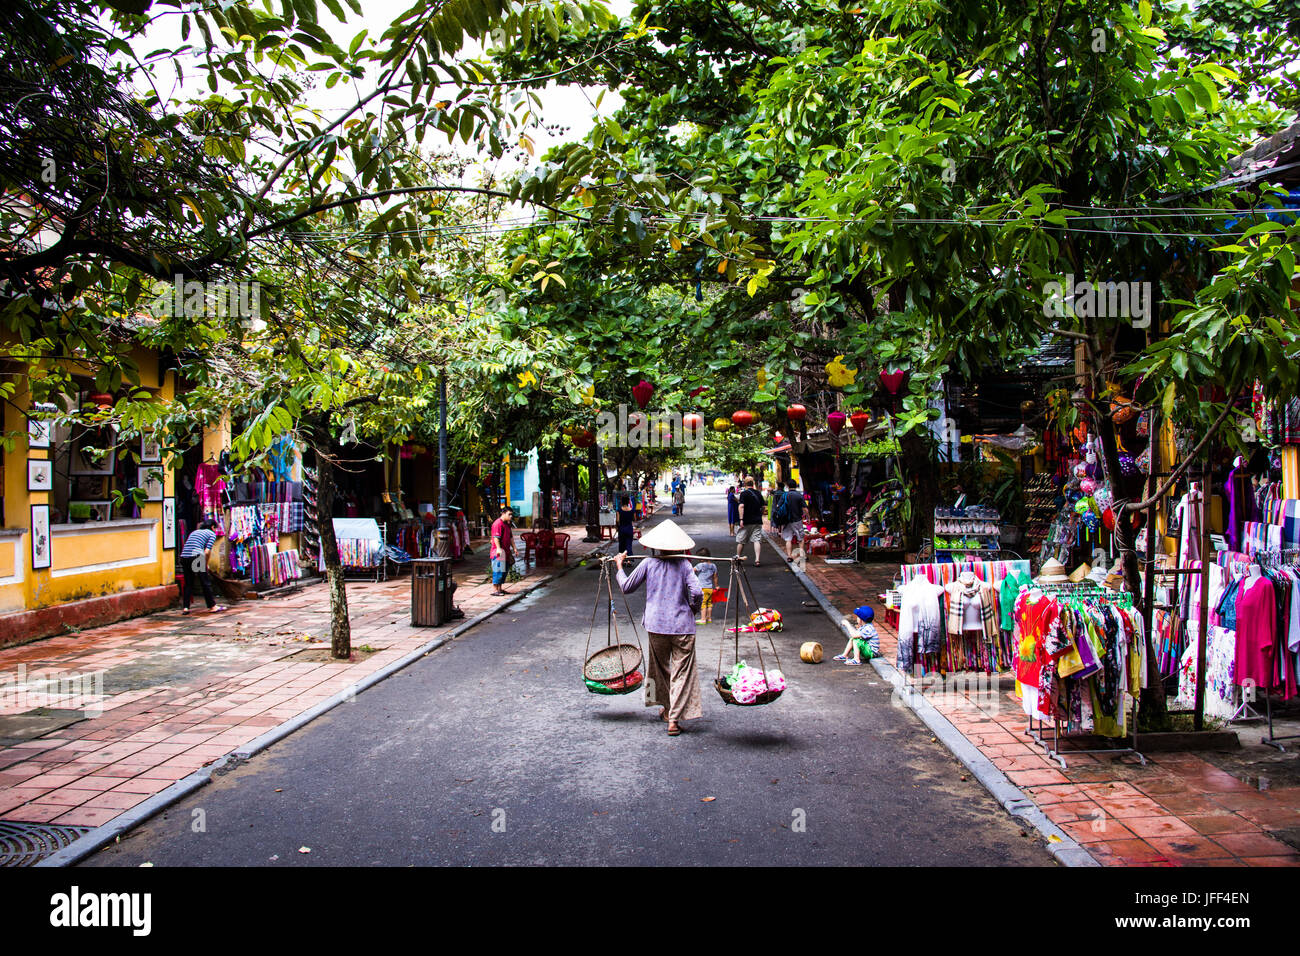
[880,369,906,396]
[1102,507,1116,531]
[89,392,114,409]
[683,413,704,433]
[731,410,756,428]
[849,410,871,436]
[573,429,595,448]
[786,404,807,421]
[632,379,654,409]
[827,410,846,435]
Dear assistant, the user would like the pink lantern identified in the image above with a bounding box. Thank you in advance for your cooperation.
[1080,478,1096,495]
[879,369,906,395]
[827,410,846,436]
[632,379,654,409]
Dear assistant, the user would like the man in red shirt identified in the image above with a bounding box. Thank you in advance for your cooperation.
[490,507,515,596]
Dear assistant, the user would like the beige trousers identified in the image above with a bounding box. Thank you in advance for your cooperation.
[645,632,703,722]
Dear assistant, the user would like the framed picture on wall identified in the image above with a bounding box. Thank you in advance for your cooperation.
[141,434,162,463]
[27,459,53,492]
[162,497,176,550]
[31,504,51,570]
[137,465,164,502]
[27,416,50,449]
[69,435,115,475]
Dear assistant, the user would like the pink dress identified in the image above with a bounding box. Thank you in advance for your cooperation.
[1234,577,1276,690]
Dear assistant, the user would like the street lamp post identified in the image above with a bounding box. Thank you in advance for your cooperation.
[436,369,450,559]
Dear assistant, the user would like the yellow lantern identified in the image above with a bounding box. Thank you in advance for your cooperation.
[712,417,733,432]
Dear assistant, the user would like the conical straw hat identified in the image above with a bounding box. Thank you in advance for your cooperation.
[1068,563,1092,583]
[1036,558,1069,583]
[638,519,695,553]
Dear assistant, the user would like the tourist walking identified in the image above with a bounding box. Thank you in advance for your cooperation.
[617,494,636,554]
[734,477,766,565]
[615,520,703,737]
[725,485,739,535]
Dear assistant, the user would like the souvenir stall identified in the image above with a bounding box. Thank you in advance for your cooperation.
[893,556,1033,675]
[1171,549,1300,738]
[222,435,305,590]
[1012,577,1148,768]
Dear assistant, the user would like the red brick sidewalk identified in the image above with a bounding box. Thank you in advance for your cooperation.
[782,537,1300,867]
[0,528,607,832]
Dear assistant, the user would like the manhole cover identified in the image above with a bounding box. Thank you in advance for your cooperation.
[0,820,92,866]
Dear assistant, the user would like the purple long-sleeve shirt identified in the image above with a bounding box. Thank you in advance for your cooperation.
[617,556,703,635]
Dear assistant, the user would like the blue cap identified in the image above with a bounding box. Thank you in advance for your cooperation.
[854,605,874,622]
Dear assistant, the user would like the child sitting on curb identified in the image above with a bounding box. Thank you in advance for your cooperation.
[833,605,879,665]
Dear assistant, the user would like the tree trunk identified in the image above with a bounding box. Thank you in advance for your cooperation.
[899,427,939,546]
[584,443,601,541]
[1096,407,1168,727]
[311,431,351,661]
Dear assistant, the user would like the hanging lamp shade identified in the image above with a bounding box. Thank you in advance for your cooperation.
[731,410,756,428]
[786,404,807,421]
[712,417,732,432]
[683,413,704,433]
[849,410,871,436]
[879,369,906,395]
[632,379,654,409]
[573,429,595,448]
[827,410,846,435]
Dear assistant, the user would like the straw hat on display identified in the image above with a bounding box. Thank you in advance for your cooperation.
[1035,558,1069,584]
[638,519,695,554]
[1068,563,1092,583]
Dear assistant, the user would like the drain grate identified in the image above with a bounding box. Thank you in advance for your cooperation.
[0,820,92,866]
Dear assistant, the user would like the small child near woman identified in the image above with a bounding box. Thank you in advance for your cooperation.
[693,547,719,625]
[834,605,879,665]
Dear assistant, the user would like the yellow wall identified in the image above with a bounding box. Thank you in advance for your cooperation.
[1,345,177,615]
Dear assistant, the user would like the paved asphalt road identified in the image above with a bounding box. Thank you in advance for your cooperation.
[83,486,1051,866]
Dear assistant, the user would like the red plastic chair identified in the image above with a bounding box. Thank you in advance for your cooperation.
[519,531,538,565]
[536,528,557,566]
[552,532,570,563]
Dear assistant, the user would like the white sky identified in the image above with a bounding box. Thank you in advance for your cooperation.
[128,0,633,184]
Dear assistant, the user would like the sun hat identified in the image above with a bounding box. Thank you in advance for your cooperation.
[1035,558,1069,584]
[637,519,695,554]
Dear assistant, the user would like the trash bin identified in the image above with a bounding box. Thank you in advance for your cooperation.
[411,557,453,626]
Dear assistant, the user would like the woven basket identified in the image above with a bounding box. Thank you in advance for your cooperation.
[799,642,823,664]
[584,644,643,682]
[714,678,783,706]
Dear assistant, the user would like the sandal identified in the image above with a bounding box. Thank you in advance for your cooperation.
[667,722,681,736]
[832,654,848,661]
[845,659,862,666]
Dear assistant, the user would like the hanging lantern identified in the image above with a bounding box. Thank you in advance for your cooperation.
[849,410,871,436]
[683,413,704,433]
[632,379,654,409]
[879,369,906,396]
[787,404,807,421]
[1102,507,1116,531]
[731,410,756,428]
[827,410,846,435]
[712,417,732,432]
[89,392,114,409]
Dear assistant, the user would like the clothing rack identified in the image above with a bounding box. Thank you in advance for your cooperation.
[1020,582,1146,769]
[1256,549,1300,749]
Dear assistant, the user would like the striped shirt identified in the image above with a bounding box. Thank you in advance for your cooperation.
[180,528,217,559]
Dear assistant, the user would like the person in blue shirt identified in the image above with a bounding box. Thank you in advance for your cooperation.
[178,519,226,614]
[834,606,879,665]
